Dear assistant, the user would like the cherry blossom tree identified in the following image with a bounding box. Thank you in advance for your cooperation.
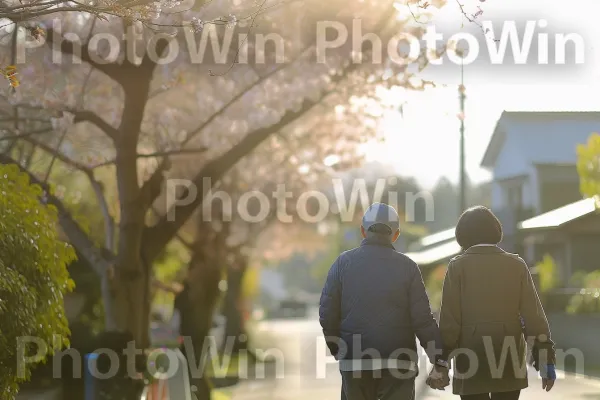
[176,136,356,361]
[0,0,445,352]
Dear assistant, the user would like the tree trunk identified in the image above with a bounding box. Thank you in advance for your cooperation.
[109,76,154,347]
[110,258,151,346]
[190,264,221,400]
[221,261,248,355]
[110,142,150,346]
[185,225,225,399]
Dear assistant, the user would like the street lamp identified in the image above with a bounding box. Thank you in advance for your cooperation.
[457,48,467,216]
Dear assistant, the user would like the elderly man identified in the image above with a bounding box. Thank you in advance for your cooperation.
[319,203,449,400]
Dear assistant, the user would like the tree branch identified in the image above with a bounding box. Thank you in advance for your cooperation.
[142,98,321,261]
[46,28,128,84]
[93,147,208,168]
[85,169,116,252]
[141,48,313,209]
[70,109,119,141]
[0,117,49,123]
[0,128,53,141]
[136,148,207,208]
[141,3,400,261]
[176,233,194,251]
[45,61,96,182]
[22,136,91,172]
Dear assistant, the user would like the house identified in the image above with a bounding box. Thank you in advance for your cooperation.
[480,111,600,252]
[407,227,455,252]
[404,227,459,271]
[519,196,600,283]
[404,110,600,272]
[404,239,461,268]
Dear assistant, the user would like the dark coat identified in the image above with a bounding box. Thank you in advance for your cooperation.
[319,234,443,372]
[439,245,556,395]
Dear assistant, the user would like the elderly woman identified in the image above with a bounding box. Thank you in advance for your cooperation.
[439,206,556,400]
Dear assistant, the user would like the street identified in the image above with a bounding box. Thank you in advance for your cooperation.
[231,315,600,400]
[231,314,346,400]
[421,370,600,400]
[232,314,435,399]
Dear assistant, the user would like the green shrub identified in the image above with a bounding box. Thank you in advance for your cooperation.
[566,270,600,315]
[0,164,75,399]
[535,254,558,294]
[569,271,587,287]
[425,264,447,312]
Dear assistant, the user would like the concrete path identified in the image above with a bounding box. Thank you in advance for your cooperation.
[421,369,600,399]
[232,316,600,400]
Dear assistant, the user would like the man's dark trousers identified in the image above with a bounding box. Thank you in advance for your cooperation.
[341,369,415,400]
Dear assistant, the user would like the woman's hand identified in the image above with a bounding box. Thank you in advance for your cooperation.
[542,378,555,392]
[541,364,556,392]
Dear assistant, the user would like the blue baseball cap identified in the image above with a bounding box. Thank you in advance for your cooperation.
[362,203,400,233]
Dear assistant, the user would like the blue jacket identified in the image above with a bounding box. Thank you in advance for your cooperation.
[319,234,443,371]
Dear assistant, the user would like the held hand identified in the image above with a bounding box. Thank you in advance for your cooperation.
[426,366,450,390]
[426,376,444,390]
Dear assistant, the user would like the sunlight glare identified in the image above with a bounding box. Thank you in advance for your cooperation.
[324,155,341,167]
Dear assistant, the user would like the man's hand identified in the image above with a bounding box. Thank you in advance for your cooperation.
[426,365,450,390]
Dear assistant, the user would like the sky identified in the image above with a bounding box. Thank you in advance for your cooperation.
[363,0,600,189]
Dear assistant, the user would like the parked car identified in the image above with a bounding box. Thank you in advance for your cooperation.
[266,299,308,319]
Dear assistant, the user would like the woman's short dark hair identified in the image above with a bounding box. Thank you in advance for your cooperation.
[455,206,503,250]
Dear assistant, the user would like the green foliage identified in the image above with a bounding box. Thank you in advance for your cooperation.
[568,271,587,287]
[152,240,189,309]
[48,164,108,331]
[576,133,600,198]
[241,266,259,300]
[566,270,600,315]
[154,240,189,283]
[77,297,105,336]
[0,164,75,399]
[535,254,558,294]
[311,229,342,283]
[425,264,447,311]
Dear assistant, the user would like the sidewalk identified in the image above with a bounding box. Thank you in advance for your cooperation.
[16,386,62,400]
[227,355,434,400]
[420,368,600,399]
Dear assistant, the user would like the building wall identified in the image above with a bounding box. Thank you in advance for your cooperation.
[528,164,541,214]
[536,164,582,213]
[490,131,529,184]
[489,115,596,213]
[515,119,596,165]
[570,234,600,274]
[491,181,506,211]
[539,181,582,213]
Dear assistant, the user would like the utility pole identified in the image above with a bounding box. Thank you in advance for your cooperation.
[458,49,467,216]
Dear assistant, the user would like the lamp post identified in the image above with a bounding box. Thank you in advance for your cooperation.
[458,49,467,215]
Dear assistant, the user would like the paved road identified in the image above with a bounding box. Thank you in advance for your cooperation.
[422,370,600,399]
[231,316,600,400]
[231,316,429,399]
[230,316,344,399]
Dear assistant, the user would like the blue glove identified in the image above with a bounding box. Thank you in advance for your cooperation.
[540,364,556,380]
